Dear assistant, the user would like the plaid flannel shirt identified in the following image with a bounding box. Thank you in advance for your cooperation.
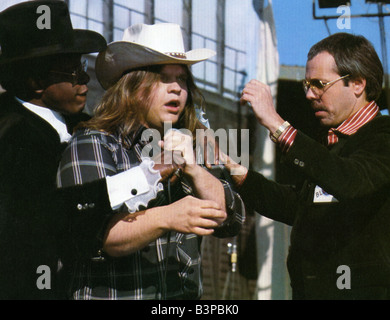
[57,126,245,300]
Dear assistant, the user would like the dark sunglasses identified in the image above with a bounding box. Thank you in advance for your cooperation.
[48,60,89,86]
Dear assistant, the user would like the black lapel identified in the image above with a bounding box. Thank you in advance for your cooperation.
[0,92,62,147]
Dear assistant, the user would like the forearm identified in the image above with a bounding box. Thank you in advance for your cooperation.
[239,169,298,226]
[182,164,246,237]
[212,181,246,238]
[103,195,225,257]
[184,164,226,212]
[102,206,169,257]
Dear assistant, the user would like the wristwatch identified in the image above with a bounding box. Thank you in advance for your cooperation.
[269,121,290,143]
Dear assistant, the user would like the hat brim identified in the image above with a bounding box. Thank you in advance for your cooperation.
[95,41,216,90]
[0,29,106,66]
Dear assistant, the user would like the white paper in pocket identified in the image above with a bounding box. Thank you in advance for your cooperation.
[313,185,339,203]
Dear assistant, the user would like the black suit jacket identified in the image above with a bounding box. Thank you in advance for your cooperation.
[0,93,112,299]
[239,113,390,299]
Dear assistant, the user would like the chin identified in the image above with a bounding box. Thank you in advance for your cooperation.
[320,120,337,128]
[319,120,330,127]
[163,117,180,126]
[67,105,85,115]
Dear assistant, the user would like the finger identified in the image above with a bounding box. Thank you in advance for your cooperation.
[206,141,215,166]
[218,150,228,165]
[203,135,209,166]
[172,150,186,165]
[197,199,221,210]
[163,133,178,150]
[200,208,226,220]
[191,227,215,236]
[164,130,187,148]
[196,217,221,229]
[240,93,253,106]
[203,136,219,167]
[214,137,220,165]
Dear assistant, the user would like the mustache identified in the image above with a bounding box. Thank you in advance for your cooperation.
[311,101,327,112]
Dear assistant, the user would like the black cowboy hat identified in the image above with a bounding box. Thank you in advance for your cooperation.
[0,0,107,66]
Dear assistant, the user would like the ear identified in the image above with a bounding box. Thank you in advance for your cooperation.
[27,78,45,96]
[350,78,366,97]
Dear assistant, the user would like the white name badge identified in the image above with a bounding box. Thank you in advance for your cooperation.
[313,185,339,203]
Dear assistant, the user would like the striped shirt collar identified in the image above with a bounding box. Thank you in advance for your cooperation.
[327,101,379,146]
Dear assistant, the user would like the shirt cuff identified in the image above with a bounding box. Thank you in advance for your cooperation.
[278,126,297,153]
[106,166,151,210]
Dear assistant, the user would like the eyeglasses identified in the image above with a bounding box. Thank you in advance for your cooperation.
[49,60,89,86]
[303,74,349,96]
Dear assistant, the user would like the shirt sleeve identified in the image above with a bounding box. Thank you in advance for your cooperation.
[57,133,150,211]
[206,166,246,238]
[278,125,298,153]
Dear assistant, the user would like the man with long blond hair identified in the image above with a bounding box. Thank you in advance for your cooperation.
[57,23,244,300]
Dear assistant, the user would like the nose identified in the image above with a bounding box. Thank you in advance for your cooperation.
[168,81,182,94]
[77,70,90,86]
[305,87,318,101]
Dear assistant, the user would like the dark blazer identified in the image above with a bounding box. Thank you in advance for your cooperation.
[239,113,390,299]
[0,93,112,299]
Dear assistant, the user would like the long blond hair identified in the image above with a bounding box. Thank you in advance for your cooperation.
[80,65,205,144]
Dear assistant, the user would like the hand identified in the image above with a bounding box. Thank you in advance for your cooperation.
[152,150,185,185]
[165,196,227,236]
[203,142,248,187]
[218,151,248,187]
[196,129,220,166]
[240,79,285,133]
[161,129,196,166]
[103,196,226,256]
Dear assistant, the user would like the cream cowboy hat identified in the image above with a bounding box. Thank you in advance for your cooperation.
[95,23,216,89]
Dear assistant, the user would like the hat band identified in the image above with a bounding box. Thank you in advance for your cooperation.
[166,52,187,59]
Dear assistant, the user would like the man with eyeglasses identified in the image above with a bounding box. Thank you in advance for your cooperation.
[222,33,390,299]
[0,1,182,300]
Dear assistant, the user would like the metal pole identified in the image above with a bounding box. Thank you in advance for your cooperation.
[103,0,113,43]
[182,0,192,51]
[144,0,155,24]
[216,0,226,94]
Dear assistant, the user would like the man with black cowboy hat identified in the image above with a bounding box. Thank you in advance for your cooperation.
[0,1,182,300]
